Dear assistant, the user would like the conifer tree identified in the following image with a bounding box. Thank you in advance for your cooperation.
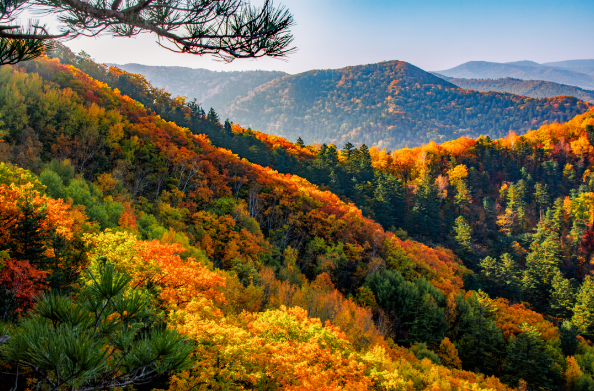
[207,107,220,123]
[549,270,577,319]
[450,293,503,375]
[0,0,295,65]
[296,137,305,147]
[559,321,579,356]
[572,276,594,339]
[523,202,564,312]
[453,215,472,252]
[1,263,192,391]
[503,325,554,391]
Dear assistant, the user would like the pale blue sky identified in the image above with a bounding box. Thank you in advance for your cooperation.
[60,0,594,73]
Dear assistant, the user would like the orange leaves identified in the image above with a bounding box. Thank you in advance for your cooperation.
[85,230,226,308]
[571,133,594,158]
[0,258,47,312]
[492,298,559,341]
[170,304,372,391]
[0,183,79,254]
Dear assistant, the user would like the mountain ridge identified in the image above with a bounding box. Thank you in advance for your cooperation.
[222,60,591,149]
[437,60,594,89]
[438,76,594,104]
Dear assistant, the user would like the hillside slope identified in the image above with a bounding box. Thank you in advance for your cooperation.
[4,53,594,390]
[113,63,286,112]
[440,76,594,104]
[437,60,594,89]
[223,60,590,149]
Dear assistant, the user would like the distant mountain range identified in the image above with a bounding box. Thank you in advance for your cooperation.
[223,61,590,150]
[111,60,593,150]
[440,76,594,104]
[436,60,594,90]
[113,63,286,112]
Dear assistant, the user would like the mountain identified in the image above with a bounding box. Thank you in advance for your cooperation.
[223,60,590,150]
[437,60,594,89]
[113,63,286,112]
[440,76,594,104]
[4,47,594,391]
[543,59,594,69]
[1,53,516,391]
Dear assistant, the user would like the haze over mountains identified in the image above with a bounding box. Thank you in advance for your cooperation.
[224,61,589,149]
[436,60,594,90]
[441,77,594,104]
[114,59,593,150]
[115,63,286,112]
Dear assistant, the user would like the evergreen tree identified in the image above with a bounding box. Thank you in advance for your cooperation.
[587,124,594,147]
[453,216,473,252]
[503,325,554,391]
[408,175,441,240]
[549,270,577,319]
[1,263,192,391]
[480,253,522,302]
[207,107,220,123]
[523,203,564,312]
[572,276,594,339]
[366,270,446,346]
[559,321,579,356]
[450,292,503,375]
[296,136,305,147]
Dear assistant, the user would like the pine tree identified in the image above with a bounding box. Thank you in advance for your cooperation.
[572,276,594,339]
[450,293,503,375]
[587,124,594,147]
[296,137,305,147]
[453,216,472,252]
[1,263,192,391]
[409,175,441,240]
[523,203,563,312]
[503,325,554,390]
[549,270,577,319]
[207,107,220,123]
[559,321,579,356]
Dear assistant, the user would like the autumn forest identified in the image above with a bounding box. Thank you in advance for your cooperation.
[1,15,594,391]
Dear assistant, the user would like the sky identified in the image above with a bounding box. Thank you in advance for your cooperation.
[56,0,594,74]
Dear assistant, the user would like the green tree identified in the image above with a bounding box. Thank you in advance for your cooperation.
[503,324,554,390]
[408,175,441,240]
[0,262,192,391]
[559,321,579,356]
[453,215,472,252]
[523,203,564,312]
[480,253,522,302]
[366,270,446,346]
[549,270,577,319]
[572,276,594,340]
[449,292,503,375]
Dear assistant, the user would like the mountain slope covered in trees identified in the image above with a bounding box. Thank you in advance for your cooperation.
[3,49,594,390]
[112,62,286,113]
[440,76,594,104]
[437,61,594,90]
[223,61,590,149]
[0,55,520,391]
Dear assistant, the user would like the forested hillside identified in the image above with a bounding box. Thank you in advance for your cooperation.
[113,62,286,112]
[3,49,594,391]
[440,76,594,104]
[222,60,590,149]
[437,61,594,90]
[0,55,517,391]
